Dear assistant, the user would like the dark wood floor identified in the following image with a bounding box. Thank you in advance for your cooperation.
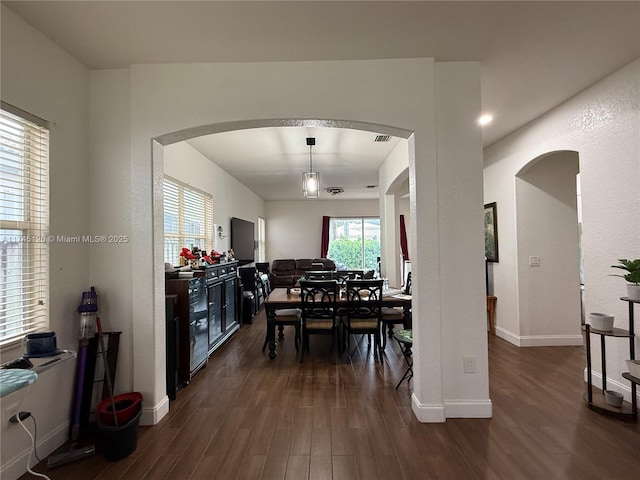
[27,310,640,479]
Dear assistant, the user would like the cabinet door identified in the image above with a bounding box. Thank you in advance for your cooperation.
[224,277,237,331]
[207,280,223,349]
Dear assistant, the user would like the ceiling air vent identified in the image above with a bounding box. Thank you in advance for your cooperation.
[325,187,344,195]
[374,134,391,142]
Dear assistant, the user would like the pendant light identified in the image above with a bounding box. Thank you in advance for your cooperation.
[302,137,319,198]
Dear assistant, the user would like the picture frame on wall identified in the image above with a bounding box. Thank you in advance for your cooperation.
[484,202,499,263]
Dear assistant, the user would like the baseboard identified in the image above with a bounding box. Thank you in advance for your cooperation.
[411,393,446,422]
[495,327,583,347]
[444,399,493,418]
[1,420,70,480]
[140,394,170,426]
[519,334,583,347]
[495,327,520,345]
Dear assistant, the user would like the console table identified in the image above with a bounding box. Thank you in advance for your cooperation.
[487,295,497,335]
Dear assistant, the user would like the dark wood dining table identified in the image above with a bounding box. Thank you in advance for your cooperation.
[263,287,412,359]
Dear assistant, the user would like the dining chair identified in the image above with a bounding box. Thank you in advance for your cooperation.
[299,279,339,363]
[261,308,302,353]
[381,307,405,351]
[342,279,383,362]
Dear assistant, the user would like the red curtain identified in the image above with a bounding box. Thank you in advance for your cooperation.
[400,214,409,262]
[321,216,330,258]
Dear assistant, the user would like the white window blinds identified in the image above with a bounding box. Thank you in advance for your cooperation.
[0,103,50,347]
[163,176,213,265]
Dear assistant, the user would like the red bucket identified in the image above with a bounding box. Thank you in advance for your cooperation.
[97,392,143,426]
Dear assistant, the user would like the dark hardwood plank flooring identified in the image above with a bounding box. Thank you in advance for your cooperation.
[27,310,640,479]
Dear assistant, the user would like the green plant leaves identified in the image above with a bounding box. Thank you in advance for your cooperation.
[611,258,640,285]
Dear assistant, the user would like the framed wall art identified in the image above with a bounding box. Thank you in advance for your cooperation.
[484,202,499,262]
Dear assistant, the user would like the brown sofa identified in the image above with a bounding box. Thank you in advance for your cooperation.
[269,258,336,288]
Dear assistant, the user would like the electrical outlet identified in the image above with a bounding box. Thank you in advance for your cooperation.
[3,402,20,426]
[463,356,476,373]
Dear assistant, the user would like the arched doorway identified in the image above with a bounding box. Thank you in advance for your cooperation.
[514,150,582,345]
[152,117,414,284]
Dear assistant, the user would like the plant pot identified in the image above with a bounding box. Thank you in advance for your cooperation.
[626,284,640,301]
[604,390,624,408]
[589,312,614,331]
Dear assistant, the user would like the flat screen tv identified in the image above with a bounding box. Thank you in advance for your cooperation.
[230,217,255,266]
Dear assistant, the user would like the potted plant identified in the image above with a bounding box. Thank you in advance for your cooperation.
[611,258,640,301]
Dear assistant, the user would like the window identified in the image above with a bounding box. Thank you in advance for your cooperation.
[0,103,49,347]
[327,217,380,271]
[257,216,266,262]
[163,176,213,265]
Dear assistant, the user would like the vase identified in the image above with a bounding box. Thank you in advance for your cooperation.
[627,284,640,301]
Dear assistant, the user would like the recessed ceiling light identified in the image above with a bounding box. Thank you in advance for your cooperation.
[478,114,494,126]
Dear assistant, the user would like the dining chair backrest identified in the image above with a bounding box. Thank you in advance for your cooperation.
[300,280,338,321]
[345,279,383,319]
[334,270,363,287]
[304,270,334,281]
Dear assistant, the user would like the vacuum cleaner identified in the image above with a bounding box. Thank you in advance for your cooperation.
[47,287,105,469]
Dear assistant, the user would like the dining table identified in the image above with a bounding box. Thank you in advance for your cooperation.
[263,286,412,359]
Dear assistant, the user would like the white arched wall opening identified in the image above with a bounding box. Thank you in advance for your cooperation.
[109,59,490,425]
[379,148,410,288]
[512,150,582,346]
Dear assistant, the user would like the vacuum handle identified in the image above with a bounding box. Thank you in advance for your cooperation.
[96,316,103,336]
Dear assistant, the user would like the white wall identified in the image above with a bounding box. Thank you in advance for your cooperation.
[164,142,265,255]
[432,63,488,417]
[484,60,639,399]
[1,6,90,480]
[265,199,379,261]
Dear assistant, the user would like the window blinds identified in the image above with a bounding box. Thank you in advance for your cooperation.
[0,103,50,347]
[163,176,213,264]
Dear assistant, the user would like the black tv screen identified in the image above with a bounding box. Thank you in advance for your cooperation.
[230,217,255,265]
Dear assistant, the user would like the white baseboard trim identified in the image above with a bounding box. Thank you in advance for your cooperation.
[496,327,583,347]
[444,399,493,418]
[1,420,70,480]
[519,334,583,347]
[495,327,520,345]
[411,393,446,423]
[140,394,170,426]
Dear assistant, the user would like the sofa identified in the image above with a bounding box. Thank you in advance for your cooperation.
[269,258,337,288]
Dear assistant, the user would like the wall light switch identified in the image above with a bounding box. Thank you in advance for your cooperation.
[463,356,476,373]
[529,256,540,267]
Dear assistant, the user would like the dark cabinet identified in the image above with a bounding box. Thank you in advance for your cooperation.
[203,261,239,355]
[165,294,179,400]
[166,261,239,388]
[207,278,223,348]
[166,277,209,386]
